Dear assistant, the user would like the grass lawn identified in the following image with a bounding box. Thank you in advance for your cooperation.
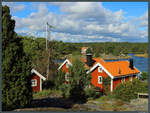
[33,89,63,99]
[88,95,127,111]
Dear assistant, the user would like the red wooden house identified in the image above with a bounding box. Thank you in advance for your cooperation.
[31,69,46,92]
[58,54,141,92]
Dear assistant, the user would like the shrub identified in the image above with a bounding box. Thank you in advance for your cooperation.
[86,48,93,54]
[54,70,66,90]
[139,72,148,81]
[85,87,103,99]
[103,77,111,95]
[85,88,95,98]
[59,83,72,99]
[112,79,148,102]
[42,80,55,90]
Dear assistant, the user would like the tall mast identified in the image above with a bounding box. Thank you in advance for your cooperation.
[46,22,48,50]
[46,22,54,80]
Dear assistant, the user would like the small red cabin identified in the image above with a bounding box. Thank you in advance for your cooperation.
[58,55,141,92]
[31,69,46,92]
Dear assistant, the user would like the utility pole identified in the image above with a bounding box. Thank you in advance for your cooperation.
[45,22,54,80]
[46,23,48,50]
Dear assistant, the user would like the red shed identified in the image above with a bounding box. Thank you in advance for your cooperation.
[58,55,141,92]
[31,69,46,92]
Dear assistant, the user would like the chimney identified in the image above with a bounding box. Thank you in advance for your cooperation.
[129,59,134,70]
[86,53,94,67]
[118,68,121,74]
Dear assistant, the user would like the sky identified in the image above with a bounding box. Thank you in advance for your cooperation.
[2,2,148,42]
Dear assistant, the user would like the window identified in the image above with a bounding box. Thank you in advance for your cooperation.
[121,77,125,83]
[31,79,37,86]
[98,67,102,72]
[98,76,102,84]
[66,63,69,68]
[65,73,69,81]
[129,76,132,81]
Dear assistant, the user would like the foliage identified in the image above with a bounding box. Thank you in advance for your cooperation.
[55,70,66,90]
[22,36,59,81]
[42,80,55,90]
[22,38,147,64]
[86,48,93,54]
[140,72,148,81]
[2,5,32,111]
[60,58,91,102]
[85,86,103,99]
[112,79,148,102]
[103,77,111,95]
[59,83,71,99]
[33,89,62,99]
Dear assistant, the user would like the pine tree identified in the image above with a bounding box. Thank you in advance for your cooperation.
[2,5,32,111]
[64,58,91,102]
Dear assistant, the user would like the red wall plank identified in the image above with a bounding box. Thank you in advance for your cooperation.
[31,74,41,92]
[91,66,109,91]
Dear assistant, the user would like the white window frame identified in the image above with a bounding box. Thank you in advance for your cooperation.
[65,73,69,81]
[121,77,125,83]
[98,76,102,84]
[31,79,37,87]
[98,67,102,73]
[129,76,133,81]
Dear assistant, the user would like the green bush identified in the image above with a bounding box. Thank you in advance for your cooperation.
[112,79,148,102]
[42,80,55,90]
[85,88,95,98]
[85,87,103,99]
[59,83,71,99]
[103,77,111,95]
[86,48,93,54]
[140,72,148,81]
[54,70,66,90]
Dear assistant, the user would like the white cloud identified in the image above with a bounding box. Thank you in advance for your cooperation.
[7,2,148,42]
[2,2,26,13]
[138,12,148,28]
[52,2,123,24]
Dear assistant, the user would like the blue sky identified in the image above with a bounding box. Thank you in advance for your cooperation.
[2,2,148,42]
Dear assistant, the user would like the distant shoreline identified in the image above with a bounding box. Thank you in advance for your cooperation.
[134,53,148,58]
[101,54,131,60]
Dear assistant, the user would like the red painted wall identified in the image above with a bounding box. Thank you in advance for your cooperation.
[113,78,121,90]
[31,74,41,92]
[91,66,109,91]
[113,75,137,90]
[62,63,69,83]
[62,63,69,73]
